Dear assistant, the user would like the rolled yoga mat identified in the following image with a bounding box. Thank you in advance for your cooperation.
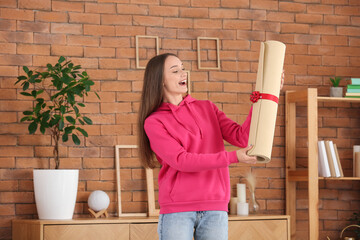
[247,40,286,163]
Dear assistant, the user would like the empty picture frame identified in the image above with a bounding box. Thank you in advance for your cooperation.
[197,37,220,70]
[115,145,160,217]
[115,145,147,217]
[135,35,160,69]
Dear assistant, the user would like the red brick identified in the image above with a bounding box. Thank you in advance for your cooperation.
[279,2,306,12]
[310,25,336,35]
[322,56,349,66]
[19,0,51,10]
[101,81,131,91]
[322,35,348,46]
[0,180,17,191]
[281,23,309,34]
[222,40,250,50]
[267,11,294,22]
[85,2,116,13]
[69,12,100,24]
[0,192,34,203]
[34,33,66,44]
[221,0,248,8]
[101,103,132,113]
[86,69,117,80]
[84,24,115,36]
[179,8,208,18]
[294,34,320,45]
[164,18,192,29]
[294,55,321,66]
[324,15,350,25]
[149,5,179,17]
[308,66,336,76]
[162,39,192,50]
[0,0,17,7]
[32,55,59,66]
[116,4,148,14]
[250,0,278,10]
[17,21,50,33]
[51,45,83,57]
[17,44,50,55]
[223,20,251,30]
[115,26,145,36]
[335,46,360,56]
[131,0,158,4]
[253,21,280,32]
[335,5,360,15]
[296,13,323,24]
[308,45,334,55]
[209,9,237,19]
[35,11,67,23]
[101,14,132,25]
[0,31,33,43]
[15,157,49,169]
[52,1,84,12]
[84,47,115,58]
[133,15,163,27]
[0,113,17,123]
[67,35,99,47]
[194,19,222,29]
[0,19,16,31]
[337,26,360,36]
[0,135,16,146]
[0,8,34,21]
[51,23,82,34]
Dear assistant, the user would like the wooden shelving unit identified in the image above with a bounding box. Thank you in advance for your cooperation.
[285,88,360,240]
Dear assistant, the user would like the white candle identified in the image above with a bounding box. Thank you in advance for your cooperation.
[237,183,246,203]
[230,197,238,215]
[237,202,249,216]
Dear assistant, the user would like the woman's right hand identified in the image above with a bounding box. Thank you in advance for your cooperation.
[236,145,257,164]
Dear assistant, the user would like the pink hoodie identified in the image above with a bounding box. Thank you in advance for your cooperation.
[144,95,252,214]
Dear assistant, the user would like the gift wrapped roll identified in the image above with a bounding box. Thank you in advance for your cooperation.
[247,41,286,163]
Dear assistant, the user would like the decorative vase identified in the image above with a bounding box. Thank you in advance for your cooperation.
[33,169,79,219]
[248,190,260,214]
[330,87,343,97]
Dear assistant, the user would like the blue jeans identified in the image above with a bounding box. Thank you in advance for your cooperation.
[157,211,228,240]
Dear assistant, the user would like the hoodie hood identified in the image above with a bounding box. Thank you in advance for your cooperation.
[156,95,203,138]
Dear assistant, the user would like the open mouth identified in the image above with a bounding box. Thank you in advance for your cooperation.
[179,80,187,86]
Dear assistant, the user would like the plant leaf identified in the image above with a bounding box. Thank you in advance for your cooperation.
[62,133,68,142]
[29,121,37,134]
[76,127,88,137]
[77,103,85,107]
[58,56,65,63]
[23,82,30,91]
[72,134,80,145]
[23,111,33,115]
[83,116,92,125]
[66,116,76,125]
[59,119,64,131]
[23,66,29,74]
[20,92,32,97]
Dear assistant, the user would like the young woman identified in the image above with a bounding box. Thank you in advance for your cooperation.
[138,53,258,240]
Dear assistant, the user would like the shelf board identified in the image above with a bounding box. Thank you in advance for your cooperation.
[318,177,360,180]
[317,96,360,102]
[288,170,360,181]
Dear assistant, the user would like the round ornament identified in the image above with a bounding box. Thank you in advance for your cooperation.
[88,190,110,212]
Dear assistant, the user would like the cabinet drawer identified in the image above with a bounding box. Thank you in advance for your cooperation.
[228,220,288,240]
[130,223,158,240]
[44,224,129,240]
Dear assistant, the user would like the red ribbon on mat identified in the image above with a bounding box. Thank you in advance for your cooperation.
[250,91,279,104]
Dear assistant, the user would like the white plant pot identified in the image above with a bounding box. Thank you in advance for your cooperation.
[330,87,343,97]
[33,169,79,220]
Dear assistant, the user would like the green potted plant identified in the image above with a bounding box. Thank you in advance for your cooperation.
[15,56,99,219]
[329,76,343,97]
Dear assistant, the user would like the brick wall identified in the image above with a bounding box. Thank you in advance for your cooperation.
[1,0,360,239]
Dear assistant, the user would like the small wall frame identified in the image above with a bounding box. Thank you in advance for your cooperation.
[115,145,159,217]
[197,37,220,70]
[135,35,160,69]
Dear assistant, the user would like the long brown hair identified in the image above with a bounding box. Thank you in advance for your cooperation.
[138,53,177,169]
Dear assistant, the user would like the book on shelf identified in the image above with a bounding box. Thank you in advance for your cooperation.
[328,141,342,177]
[318,141,331,177]
[324,140,337,177]
[347,84,360,89]
[351,78,360,85]
[334,143,344,177]
[346,89,360,93]
[345,92,360,98]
